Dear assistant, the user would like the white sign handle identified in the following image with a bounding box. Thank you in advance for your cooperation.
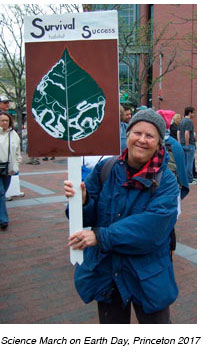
[68,157,83,265]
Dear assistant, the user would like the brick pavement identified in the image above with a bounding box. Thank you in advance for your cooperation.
[0,154,197,324]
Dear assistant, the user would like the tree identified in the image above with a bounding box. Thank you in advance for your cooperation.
[82,4,180,106]
[0,4,81,143]
[0,5,26,138]
[169,5,197,80]
[118,18,179,106]
[83,4,196,107]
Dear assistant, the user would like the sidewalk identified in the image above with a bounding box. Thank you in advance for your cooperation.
[0,154,197,324]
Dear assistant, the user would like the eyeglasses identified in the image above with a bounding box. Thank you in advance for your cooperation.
[1,101,9,104]
[0,119,9,122]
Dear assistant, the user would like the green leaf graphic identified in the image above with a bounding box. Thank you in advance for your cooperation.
[32,48,106,151]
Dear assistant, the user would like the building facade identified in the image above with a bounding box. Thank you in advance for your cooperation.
[89,4,197,129]
[151,4,197,130]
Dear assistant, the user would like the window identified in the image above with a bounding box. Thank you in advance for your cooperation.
[91,4,140,102]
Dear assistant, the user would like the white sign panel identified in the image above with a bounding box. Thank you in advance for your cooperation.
[24,10,118,43]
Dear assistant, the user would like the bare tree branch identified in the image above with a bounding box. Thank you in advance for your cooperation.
[0,3,82,140]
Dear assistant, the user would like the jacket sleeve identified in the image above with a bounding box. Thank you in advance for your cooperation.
[82,160,106,227]
[98,170,179,256]
[16,135,22,166]
[8,131,22,175]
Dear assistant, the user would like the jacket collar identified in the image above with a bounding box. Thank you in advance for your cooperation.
[0,127,12,134]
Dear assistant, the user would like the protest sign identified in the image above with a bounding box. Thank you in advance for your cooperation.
[24,11,119,264]
[24,10,120,157]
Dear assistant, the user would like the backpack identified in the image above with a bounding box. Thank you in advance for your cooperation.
[100,156,119,184]
[165,143,177,177]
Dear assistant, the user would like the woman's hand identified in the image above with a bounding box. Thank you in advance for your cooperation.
[64,180,87,205]
[68,230,97,250]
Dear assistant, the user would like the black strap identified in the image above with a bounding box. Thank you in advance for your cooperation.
[7,131,11,162]
[100,156,119,184]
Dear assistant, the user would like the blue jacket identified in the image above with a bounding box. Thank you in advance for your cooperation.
[120,121,128,152]
[165,135,189,199]
[68,151,179,313]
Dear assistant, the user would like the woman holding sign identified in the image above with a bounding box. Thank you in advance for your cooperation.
[64,108,179,324]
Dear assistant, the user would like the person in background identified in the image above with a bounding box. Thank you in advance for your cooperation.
[193,131,197,181]
[157,109,189,258]
[136,105,148,111]
[26,156,40,165]
[26,157,40,165]
[120,104,128,152]
[178,106,196,184]
[0,95,10,113]
[21,118,40,165]
[122,105,132,124]
[64,108,179,324]
[22,122,28,153]
[157,110,189,199]
[170,114,182,141]
[42,157,55,161]
[0,112,22,230]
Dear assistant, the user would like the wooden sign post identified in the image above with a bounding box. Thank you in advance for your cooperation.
[24,10,120,265]
[68,157,83,265]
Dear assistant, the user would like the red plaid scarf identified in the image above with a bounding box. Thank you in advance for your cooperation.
[120,145,165,190]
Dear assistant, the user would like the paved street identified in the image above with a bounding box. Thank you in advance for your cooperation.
[0,154,197,324]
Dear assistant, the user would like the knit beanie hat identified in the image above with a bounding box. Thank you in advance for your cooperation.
[156,110,175,129]
[127,108,166,144]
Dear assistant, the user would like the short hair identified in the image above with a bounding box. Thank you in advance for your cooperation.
[123,105,131,112]
[0,111,14,129]
[184,106,195,116]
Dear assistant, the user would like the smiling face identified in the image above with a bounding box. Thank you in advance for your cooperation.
[127,121,160,169]
[123,109,132,123]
